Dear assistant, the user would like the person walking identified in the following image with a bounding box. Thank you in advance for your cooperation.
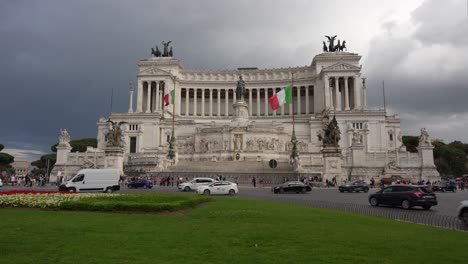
[252,176,256,188]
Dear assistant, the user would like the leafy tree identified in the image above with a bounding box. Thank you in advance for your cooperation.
[0,152,15,175]
[433,141,468,177]
[51,138,97,152]
[402,136,419,153]
[0,144,4,151]
[30,154,56,176]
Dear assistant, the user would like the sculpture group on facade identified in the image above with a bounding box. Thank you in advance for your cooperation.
[105,120,127,147]
[323,35,347,52]
[151,40,173,57]
[321,115,341,147]
[58,129,71,147]
[419,127,431,146]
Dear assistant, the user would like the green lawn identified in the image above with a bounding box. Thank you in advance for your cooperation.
[0,197,467,264]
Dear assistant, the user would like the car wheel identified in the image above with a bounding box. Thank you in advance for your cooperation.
[364,188,369,193]
[203,189,210,195]
[370,197,379,206]
[301,188,307,194]
[228,189,235,196]
[462,210,468,226]
[422,205,431,210]
[184,186,191,192]
[68,187,76,193]
[279,188,284,194]
[441,188,445,192]
[105,187,113,193]
[452,189,456,193]
[149,186,153,189]
[401,199,412,209]
[339,189,344,193]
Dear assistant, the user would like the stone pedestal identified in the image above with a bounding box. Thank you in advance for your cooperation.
[417,144,440,181]
[56,144,72,165]
[104,146,125,175]
[322,146,343,183]
[232,100,249,125]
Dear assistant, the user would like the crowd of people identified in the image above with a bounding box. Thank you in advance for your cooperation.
[0,175,48,187]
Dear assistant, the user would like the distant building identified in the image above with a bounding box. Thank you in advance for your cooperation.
[12,161,31,176]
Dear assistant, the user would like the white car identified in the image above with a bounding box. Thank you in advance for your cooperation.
[178,177,215,192]
[0,178,3,187]
[457,200,468,227]
[197,181,238,196]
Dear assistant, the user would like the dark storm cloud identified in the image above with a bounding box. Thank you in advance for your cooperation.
[363,0,468,142]
[1,0,465,161]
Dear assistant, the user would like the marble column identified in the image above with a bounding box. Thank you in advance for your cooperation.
[354,77,361,110]
[256,89,260,116]
[225,89,229,116]
[334,77,340,111]
[185,89,189,116]
[155,81,160,111]
[201,89,205,117]
[305,86,309,114]
[217,89,221,116]
[297,86,301,115]
[344,77,350,110]
[362,79,367,110]
[324,77,330,109]
[209,89,213,116]
[128,85,134,113]
[137,80,143,113]
[248,89,252,116]
[146,82,151,113]
[264,88,268,116]
[193,89,198,116]
[233,89,237,103]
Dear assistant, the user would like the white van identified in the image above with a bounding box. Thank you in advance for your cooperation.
[59,169,120,193]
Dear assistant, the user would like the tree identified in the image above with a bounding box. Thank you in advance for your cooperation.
[51,138,97,152]
[0,144,4,151]
[30,154,56,176]
[0,152,15,175]
[402,136,419,153]
[433,141,468,178]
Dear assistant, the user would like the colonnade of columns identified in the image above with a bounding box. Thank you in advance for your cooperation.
[179,87,314,117]
[326,76,361,111]
[136,81,166,113]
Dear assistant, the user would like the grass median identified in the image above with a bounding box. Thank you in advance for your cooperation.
[0,196,467,264]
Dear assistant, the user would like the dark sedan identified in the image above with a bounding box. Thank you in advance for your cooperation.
[369,185,437,210]
[339,180,369,193]
[272,181,312,194]
[432,181,457,192]
[128,180,153,189]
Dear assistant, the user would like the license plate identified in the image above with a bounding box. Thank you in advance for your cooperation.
[423,196,433,199]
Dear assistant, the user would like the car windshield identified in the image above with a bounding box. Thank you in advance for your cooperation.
[418,187,433,193]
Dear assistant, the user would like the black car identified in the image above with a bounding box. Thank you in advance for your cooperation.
[127,180,153,189]
[272,181,312,194]
[432,181,457,192]
[339,180,369,193]
[369,185,437,210]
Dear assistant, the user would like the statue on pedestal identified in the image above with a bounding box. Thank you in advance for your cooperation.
[419,127,431,146]
[236,76,246,101]
[105,120,128,147]
[322,116,341,147]
[58,129,71,147]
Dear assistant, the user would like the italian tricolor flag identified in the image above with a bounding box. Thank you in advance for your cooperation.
[269,84,292,110]
[164,90,175,106]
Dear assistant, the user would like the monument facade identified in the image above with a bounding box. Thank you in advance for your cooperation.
[51,39,440,184]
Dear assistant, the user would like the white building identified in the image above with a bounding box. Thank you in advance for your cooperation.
[52,48,440,184]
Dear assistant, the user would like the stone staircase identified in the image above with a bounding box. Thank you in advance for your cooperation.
[167,160,294,173]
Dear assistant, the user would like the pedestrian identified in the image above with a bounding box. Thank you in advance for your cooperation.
[461,181,465,191]
[252,176,256,188]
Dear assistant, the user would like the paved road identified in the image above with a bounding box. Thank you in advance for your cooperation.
[2,184,467,230]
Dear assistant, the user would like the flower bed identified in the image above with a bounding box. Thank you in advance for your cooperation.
[0,192,211,212]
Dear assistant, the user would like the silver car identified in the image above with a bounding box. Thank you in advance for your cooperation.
[178,177,215,192]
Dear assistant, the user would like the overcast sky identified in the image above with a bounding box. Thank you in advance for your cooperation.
[1,0,467,162]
